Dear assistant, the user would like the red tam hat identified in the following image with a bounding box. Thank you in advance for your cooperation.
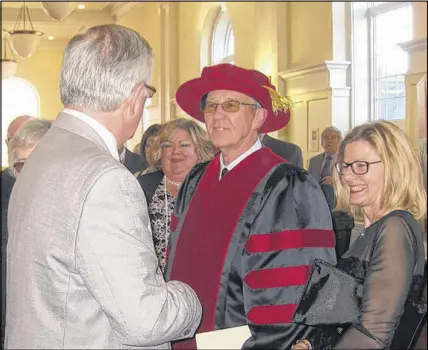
[175,63,293,133]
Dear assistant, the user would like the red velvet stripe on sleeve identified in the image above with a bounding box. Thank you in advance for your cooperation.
[244,229,335,253]
[243,265,311,289]
[247,304,298,324]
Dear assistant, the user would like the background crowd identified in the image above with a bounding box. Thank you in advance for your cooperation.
[0,24,426,350]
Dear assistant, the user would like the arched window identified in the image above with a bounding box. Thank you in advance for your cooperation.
[1,78,40,167]
[211,8,235,65]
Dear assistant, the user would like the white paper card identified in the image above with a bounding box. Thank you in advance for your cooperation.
[196,325,251,349]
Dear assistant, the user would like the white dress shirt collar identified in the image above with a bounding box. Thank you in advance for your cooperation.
[219,139,262,178]
[119,147,126,164]
[63,108,119,161]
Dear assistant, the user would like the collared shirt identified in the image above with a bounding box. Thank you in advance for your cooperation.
[119,147,126,164]
[320,152,337,177]
[219,139,262,179]
[63,108,119,161]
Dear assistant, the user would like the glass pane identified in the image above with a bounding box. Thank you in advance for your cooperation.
[212,10,234,65]
[373,4,412,120]
[397,96,406,120]
[227,30,235,57]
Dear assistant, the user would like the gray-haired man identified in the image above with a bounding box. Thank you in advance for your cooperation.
[6,25,201,349]
[308,126,342,209]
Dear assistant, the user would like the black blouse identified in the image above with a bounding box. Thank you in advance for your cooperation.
[309,210,426,349]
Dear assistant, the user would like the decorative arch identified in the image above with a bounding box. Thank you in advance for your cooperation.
[2,77,40,167]
[200,4,235,71]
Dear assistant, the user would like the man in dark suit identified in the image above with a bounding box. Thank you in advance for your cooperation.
[308,126,342,209]
[118,146,145,174]
[260,133,303,167]
[308,126,354,258]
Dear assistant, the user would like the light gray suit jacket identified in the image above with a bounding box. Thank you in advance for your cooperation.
[308,152,324,182]
[6,112,201,349]
[308,152,336,209]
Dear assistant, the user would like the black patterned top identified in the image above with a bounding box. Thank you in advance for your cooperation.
[148,177,176,271]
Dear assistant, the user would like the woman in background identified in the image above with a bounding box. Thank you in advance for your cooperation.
[137,118,214,271]
[134,123,161,176]
[293,120,426,349]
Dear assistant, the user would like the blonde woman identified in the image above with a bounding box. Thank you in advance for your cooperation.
[137,118,215,271]
[293,120,427,349]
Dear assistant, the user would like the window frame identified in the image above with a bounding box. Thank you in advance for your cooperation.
[366,1,412,121]
[211,8,234,65]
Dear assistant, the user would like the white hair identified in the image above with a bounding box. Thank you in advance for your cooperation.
[8,119,52,171]
[321,126,343,148]
[60,24,153,112]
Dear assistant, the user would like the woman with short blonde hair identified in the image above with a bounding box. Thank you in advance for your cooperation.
[137,118,215,271]
[150,118,215,171]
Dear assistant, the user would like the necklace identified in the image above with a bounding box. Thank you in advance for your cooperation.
[165,176,182,188]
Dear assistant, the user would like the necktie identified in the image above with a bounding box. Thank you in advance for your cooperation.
[221,167,229,179]
[321,155,332,178]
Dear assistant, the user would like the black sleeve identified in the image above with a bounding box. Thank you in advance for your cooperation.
[332,216,417,349]
[136,171,164,204]
[241,165,337,349]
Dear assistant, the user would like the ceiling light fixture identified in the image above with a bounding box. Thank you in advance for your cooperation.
[40,2,75,21]
[7,1,43,60]
[2,31,18,80]
[48,35,54,40]
[77,4,86,10]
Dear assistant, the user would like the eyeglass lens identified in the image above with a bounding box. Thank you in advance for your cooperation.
[336,161,369,175]
[203,101,245,113]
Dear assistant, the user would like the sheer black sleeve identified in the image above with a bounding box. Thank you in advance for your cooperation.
[333,215,416,349]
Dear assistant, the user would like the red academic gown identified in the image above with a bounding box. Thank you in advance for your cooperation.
[165,148,336,349]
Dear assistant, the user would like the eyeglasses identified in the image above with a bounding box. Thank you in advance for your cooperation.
[202,100,258,114]
[144,84,156,98]
[335,160,382,175]
[13,160,26,174]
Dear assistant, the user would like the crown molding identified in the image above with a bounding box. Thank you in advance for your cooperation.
[1,7,114,27]
[106,2,141,21]
[38,38,68,51]
[278,61,351,96]
[278,63,327,81]
[278,61,350,81]
[397,37,427,53]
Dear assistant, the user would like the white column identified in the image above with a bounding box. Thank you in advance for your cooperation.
[278,60,350,166]
[326,61,352,137]
[158,3,167,123]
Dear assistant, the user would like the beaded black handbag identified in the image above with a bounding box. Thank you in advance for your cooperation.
[292,258,427,349]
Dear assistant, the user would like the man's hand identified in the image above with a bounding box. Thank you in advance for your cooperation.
[320,175,333,186]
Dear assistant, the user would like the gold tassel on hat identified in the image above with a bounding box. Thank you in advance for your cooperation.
[262,86,294,115]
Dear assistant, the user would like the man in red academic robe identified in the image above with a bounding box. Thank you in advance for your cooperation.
[165,64,337,349]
